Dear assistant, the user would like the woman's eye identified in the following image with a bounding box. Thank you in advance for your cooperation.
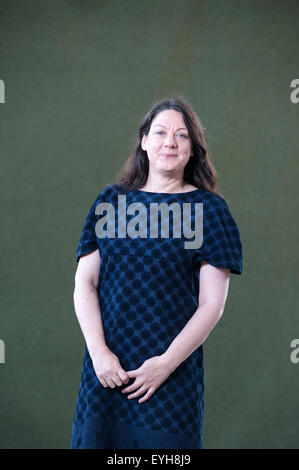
[156,131,187,138]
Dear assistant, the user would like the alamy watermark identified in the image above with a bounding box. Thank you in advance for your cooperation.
[0,339,5,363]
[0,79,5,103]
[290,339,299,364]
[94,195,203,249]
[290,79,299,103]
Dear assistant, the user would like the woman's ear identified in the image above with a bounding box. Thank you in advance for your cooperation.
[141,135,147,151]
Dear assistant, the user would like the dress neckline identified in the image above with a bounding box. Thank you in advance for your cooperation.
[132,188,203,196]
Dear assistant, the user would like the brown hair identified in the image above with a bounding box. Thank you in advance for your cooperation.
[115,95,222,197]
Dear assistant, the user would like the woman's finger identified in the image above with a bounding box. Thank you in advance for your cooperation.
[111,374,123,387]
[127,385,148,399]
[117,369,130,384]
[122,379,142,394]
[99,377,108,388]
[105,377,116,388]
[138,387,155,404]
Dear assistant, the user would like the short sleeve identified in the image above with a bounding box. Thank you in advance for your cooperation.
[76,194,102,263]
[196,197,243,275]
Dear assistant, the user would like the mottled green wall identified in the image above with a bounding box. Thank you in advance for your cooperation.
[0,0,298,449]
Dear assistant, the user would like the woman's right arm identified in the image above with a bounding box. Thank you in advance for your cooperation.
[73,250,130,388]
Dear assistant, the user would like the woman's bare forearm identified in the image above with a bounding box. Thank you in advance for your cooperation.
[161,301,224,373]
[73,281,109,359]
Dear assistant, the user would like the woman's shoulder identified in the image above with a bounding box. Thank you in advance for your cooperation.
[194,187,228,206]
[94,183,121,199]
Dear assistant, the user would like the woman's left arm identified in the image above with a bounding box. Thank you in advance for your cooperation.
[161,260,230,373]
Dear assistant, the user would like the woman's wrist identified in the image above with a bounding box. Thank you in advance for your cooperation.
[160,350,180,374]
[88,342,110,360]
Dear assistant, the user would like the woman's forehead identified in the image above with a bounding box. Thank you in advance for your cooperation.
[151,110,187,130]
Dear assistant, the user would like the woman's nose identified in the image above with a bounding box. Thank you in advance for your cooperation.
[164,134,177,146]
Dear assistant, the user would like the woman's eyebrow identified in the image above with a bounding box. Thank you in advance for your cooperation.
[152,124,188,131]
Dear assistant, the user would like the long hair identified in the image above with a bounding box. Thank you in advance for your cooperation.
[115,95,222,197]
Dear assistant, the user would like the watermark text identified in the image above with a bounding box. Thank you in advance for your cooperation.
[0,79,4,103]
[290,79,299,103]
[290,339,299,364]
[0,339,5,363]
[94,195,203,249]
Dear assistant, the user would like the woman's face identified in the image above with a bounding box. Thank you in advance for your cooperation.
[141,109,193,176]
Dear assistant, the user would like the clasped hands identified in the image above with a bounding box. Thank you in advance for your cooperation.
[92,347,173,404]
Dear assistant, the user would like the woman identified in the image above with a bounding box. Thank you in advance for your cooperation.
[70,96,243,449]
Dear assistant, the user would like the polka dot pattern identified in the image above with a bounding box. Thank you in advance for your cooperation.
[70,184,242,449]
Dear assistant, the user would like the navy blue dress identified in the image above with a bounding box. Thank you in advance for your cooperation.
[70,184,242,449]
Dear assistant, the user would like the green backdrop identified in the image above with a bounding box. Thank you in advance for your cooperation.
[0,0,298,449]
